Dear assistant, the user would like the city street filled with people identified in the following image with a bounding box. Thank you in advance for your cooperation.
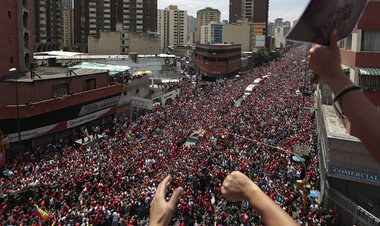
[0,47,339,225]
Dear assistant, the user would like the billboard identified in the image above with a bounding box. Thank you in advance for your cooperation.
[255,35,266,47]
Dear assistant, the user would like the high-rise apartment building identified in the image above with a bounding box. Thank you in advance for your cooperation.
[229,0,268,26]
[229,0,242,24]
[200,22,223,44]
[273,18,291,48]
[62,6,75,49]
[0,0,34,77]
[74,0,157,52]
[157,5,188,52]
[62,0,73,8]
[143,0,158,32]
[196,7,220,42]
[34,0,63,51]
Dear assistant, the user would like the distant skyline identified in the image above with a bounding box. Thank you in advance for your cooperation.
[158,0,309,24]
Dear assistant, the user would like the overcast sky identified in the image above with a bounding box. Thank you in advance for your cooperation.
[158,0,310,24]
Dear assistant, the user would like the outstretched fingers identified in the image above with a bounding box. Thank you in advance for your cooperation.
[156,175,172,199]
[168,187,184,208]
[329,29,338,49]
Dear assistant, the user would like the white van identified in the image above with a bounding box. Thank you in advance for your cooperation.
[253,78,263,84]
[244,84,257,96]
[263,73,271,79]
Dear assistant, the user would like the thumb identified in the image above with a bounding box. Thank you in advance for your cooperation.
[329,29,339,49]
[168,187,183,207]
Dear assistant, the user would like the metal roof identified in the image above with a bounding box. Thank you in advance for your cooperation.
[68,62,131,75]
[358,67,380,76]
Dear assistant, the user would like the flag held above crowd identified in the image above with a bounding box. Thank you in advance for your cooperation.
[32,205,50,221]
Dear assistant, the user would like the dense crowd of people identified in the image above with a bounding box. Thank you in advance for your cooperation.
[0,47,339,225]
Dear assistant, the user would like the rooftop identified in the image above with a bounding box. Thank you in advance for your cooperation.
[322,105,361,142]
[34,53,176,61]
[2,67,108,83]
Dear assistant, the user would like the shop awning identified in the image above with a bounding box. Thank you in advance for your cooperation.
[358,67,380,76]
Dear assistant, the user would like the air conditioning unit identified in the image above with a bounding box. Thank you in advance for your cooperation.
[163,58,175,65]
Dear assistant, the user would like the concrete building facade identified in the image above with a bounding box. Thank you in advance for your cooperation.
[229,0,268,25]
[196,7,220,42]
[200,22,224,44]
[274,18,291,48]
[200,25,209,44]
[0,0,34,77]
[33,0,63,52]
[195,44,241,78]
[157,5,188,52]
[222,22,253,52]
[62,7,75,49]
[88,31,121,55]
[74,0,157,52]
[128,32,160,55]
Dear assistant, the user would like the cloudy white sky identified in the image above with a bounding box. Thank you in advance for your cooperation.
[158,0,310,24]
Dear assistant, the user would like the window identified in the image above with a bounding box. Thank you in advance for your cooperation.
[8,35,13,41]
[8,11,11,19]
[83,78,96,91]
[359,75,380,90]
[361,30,380,52]
[346,34,352,50]
[10,57,13,63]
[52,83,69,97]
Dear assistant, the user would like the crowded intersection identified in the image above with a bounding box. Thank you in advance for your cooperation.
[0,47,339,225]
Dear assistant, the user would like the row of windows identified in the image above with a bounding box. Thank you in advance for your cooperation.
[361,30,380,52]
[338,30,380,52]
[200,54,240,62]
[52,79,96,98]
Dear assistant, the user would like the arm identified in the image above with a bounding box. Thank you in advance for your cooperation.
[149,175,183,226]
[221,171,297,226]
[308,30,380,164]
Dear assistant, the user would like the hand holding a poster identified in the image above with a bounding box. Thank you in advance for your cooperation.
[308,30,347,89]
[308,30,380,165]
[286,0,368,46]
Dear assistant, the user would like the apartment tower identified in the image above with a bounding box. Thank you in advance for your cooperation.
[229,0,268,24]
[62,0,75,49]
[157,5,188,52]
[34,0,63,51]
[196,7,220,42]
[74,0,157,52]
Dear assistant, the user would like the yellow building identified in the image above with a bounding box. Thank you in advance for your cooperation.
[196,7,221,42]
[244,19,266,49]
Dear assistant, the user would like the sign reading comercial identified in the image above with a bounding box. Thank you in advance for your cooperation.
[329,166,380,184]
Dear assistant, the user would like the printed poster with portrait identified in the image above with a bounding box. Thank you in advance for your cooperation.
[286,0,369,46]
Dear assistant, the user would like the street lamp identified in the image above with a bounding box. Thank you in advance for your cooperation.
[9,68,21,142]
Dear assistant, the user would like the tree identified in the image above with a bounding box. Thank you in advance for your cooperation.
[255,48,270,66]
